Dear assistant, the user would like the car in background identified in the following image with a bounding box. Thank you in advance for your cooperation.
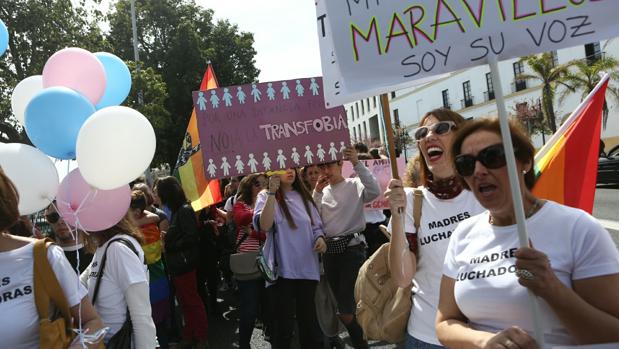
[598,144,619,186]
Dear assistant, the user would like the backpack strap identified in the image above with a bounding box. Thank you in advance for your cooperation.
[412,188,423,235]
[92,237,141,305]
[33,239,73,329]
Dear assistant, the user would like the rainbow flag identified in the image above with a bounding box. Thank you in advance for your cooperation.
[174,64,223,211]
[532,74,609,214]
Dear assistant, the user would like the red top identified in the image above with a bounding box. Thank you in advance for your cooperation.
[233,201,266,252]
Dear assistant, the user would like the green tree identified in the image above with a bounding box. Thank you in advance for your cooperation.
[519,52,573,134]
[125,61,171,166]
[106,0,260,166]
[0,0,107,142]
[559,56,619,130]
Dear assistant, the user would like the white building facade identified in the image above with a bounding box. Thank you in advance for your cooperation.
[346,39,619,152]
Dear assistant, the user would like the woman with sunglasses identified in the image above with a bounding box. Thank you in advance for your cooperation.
[386,108,484,349]
[233,173,268,349]
[435,118,619,348]
[254,168,327,349]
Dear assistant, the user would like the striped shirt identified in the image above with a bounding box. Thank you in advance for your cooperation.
[233,201,266,252]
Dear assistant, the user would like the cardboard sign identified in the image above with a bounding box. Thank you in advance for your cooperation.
[193,77,351,179]
[317,0,618,107]
[342,157,407,209]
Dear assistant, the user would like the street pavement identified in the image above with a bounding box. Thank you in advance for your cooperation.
[203,187,619,348]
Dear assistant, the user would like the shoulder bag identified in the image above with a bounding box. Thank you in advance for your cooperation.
[354,188,423,343]
[229,229,262,281]
[33,238,76,349]
[256,224,278,283]
[92,238,142,349]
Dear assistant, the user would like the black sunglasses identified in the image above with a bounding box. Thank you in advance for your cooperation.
[454,144,508,177]
[45,212,60,224]
[413,121,456,141]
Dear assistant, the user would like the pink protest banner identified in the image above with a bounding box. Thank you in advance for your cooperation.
[342,157,407,210]
[193,77,351,179]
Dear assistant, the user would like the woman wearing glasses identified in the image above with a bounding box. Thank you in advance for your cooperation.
[233,173,268,349]
[254,168,327,349]
[386,108,484,349]
[434,118,619,348]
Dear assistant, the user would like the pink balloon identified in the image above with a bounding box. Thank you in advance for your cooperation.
[56,169,130,232]
[42,48,107,105]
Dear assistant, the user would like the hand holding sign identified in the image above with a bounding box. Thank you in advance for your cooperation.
[342,146,358,166]
[268,175,280,194]
[315,175,329,194]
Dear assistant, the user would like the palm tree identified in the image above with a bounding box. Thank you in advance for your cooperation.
[518,52,573,133]
[559,56,619,130]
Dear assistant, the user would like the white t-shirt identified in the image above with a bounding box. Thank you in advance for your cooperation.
[82,235,148,342]
[444,201,619,346]
[0,241,87,349]
[392,187,484,345]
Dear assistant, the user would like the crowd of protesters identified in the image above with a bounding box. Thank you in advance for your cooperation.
[2,108,619,349]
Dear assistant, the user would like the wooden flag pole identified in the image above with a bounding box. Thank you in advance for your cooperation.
[380,93,400,180]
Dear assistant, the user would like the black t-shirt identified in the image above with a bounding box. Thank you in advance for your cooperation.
[62,246,94,274]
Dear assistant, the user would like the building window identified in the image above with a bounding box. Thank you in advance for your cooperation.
[393,109,400,127]
[485,73,495,101]
[353,127,357,141]
[584,42,602,65]
[442,89,450,109]
[366,98,370,111]
[373,96,377,108]
[513,62,527,92]
[391,91,396,99]
[355,103,359,118]
[462,81,473,108]
[350,106,354,120]
[361,100,365,114]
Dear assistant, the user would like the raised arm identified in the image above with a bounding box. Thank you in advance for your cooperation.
[385,180,417,288]
[257,176,280,232]
[345,147,380,202]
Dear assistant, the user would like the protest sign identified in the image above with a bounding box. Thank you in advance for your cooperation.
[193,77,351,179]
[317,0,618,106]
[342,157,406,209]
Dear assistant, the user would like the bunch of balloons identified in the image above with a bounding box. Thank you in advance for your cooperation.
[0,19,156,231]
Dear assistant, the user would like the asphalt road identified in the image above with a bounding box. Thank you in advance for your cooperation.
[204,187,619,349]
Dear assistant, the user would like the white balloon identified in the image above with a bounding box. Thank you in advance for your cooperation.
[76,106,156,190]
[11,75,44,126]
[0,143,59,215]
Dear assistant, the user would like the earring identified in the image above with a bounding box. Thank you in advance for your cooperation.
[522,170,527,174]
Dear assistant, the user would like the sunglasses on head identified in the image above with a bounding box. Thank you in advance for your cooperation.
[253,180,265,188]
[413,121,456,141]
[454,144,508,177]
[45,212,60,224]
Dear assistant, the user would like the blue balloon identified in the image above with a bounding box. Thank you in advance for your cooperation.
[95,52,132,109]
[25,87,95,159]
[0,20,8,57]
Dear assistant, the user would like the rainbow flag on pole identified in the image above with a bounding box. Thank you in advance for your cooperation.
[532,74,609,214]
[174,64,223,211]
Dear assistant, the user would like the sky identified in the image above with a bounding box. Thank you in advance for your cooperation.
[197,0,322,83]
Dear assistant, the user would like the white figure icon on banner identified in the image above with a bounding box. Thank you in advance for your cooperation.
[276,149,287,169]
[207,159,217,177]
[196,92,207,111]
[234,155,244,174]
[237,86,246,104]
[304,145,314,164]
[220,156,231,176]
[309,77,320,96]
[262,152,272,171]
[328,142,338,160]
[281,81,291,99]
[223,88,233,107]
[291,147,300,165]
[267,83,276,100]
[295,80,304,97]
[316,144,326,162]
[247,153,258,173]
[210,90,220,108]
[251,84,261,102]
